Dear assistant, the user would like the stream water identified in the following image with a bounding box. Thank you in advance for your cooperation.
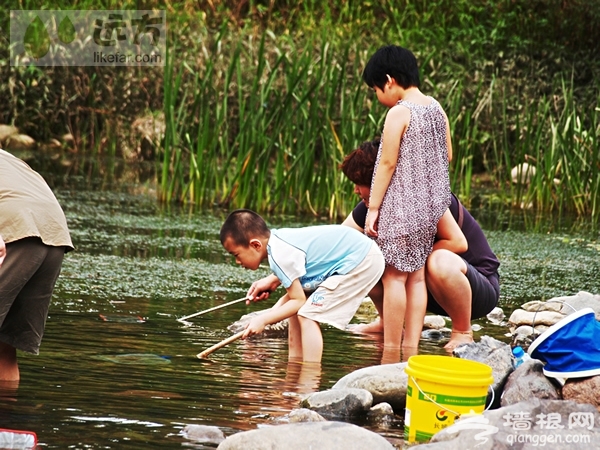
[1,162,599,449]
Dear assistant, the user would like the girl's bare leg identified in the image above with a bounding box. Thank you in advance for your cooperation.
[381,266,408,349]
[403,267,427,348]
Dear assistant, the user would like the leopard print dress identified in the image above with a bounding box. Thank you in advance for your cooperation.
[369,98,451,272]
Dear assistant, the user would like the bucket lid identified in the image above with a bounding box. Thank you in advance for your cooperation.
[528,307,600,378]
[405,355,494,386]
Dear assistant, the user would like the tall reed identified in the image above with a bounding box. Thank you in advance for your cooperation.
[160,22,600,223]
[161,28,381,218]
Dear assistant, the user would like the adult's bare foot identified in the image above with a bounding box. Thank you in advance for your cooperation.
[444,329,473,351]
[346,319,383,334]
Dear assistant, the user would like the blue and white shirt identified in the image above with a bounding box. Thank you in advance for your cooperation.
[267,225,373,291]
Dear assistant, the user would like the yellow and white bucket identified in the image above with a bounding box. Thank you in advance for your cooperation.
[404,355,494,443]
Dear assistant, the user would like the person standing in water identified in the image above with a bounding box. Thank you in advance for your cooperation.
[362,45,452,352]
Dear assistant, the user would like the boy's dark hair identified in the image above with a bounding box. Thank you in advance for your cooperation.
[220,209,270,246]
[340,138,380,186]
[362,45,420,90]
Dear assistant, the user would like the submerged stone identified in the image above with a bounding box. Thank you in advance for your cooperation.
[217,422,394,450]
[96,353,171,365]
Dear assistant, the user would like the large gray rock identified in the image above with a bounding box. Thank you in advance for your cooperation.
[508,309,565,330]
[521,300,564,313]
[367,402,396,428]
[562,376,600,411]
[486,306,505,324]
[453,336,513,407]
[332,363,408,411]
[217,421,395,450]
[300,388,373,418]
[270,408,327,424]
[180,424,225,445]
[555,291,600,318]
[501,359,562,406]
[414,398,600,449]
[423,315,446,329]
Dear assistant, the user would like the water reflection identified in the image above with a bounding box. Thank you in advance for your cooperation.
[1,162,598,448]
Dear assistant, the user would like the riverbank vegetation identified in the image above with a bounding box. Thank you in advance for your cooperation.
[2,1,599,221]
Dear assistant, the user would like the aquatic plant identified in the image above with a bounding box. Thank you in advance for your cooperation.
[2,0,599,223]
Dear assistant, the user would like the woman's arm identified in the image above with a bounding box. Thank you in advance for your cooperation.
[341,212,363,232]
[433,209,467,253]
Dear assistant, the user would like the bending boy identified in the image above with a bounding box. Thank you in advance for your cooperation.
[220,209,384,362]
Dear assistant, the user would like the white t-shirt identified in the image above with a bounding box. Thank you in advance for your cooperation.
[267,225,373,290]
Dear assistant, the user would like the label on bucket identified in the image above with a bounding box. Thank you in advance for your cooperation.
[405,377,490,443]
[418,390,487,407]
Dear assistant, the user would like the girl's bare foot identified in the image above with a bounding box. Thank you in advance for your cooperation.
[444,329,473,351]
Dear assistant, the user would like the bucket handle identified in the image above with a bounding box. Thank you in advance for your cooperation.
[409,375,495,419]
[531,300,576,338]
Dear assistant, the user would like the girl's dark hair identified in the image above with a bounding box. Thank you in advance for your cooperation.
[362,45,420,90]
[220,209,270,246]
[340,138,380,186]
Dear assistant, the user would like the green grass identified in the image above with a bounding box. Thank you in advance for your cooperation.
[2,1,599,223]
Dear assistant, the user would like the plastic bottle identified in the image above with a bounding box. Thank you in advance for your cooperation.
[512,346,532,368]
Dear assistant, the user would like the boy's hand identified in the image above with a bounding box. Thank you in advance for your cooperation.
[242,316,266,339]
[246,274,281,303]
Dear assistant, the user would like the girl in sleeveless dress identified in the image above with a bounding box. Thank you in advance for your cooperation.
[362,45,452,353]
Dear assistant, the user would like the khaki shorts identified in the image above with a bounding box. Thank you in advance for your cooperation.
[298,242,384,330]
[0,237,65,354]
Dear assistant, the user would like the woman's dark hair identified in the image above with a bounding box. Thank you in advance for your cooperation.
[340,138,380,186]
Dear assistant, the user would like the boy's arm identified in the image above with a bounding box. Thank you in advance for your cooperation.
[366,105,409,236]
[242,279,306,339]
[433,209,467,253]
[246,273,281,303]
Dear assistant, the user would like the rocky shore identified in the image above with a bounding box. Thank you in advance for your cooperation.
[181,291,600,449]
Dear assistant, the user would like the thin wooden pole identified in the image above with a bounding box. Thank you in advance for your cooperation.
[178,296,249,322]
[196,331,245,359]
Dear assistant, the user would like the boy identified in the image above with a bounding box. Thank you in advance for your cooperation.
[220,209,384,362]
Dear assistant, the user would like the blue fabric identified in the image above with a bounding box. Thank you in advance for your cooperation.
[529,308,600,378]
[268,225,373,290]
